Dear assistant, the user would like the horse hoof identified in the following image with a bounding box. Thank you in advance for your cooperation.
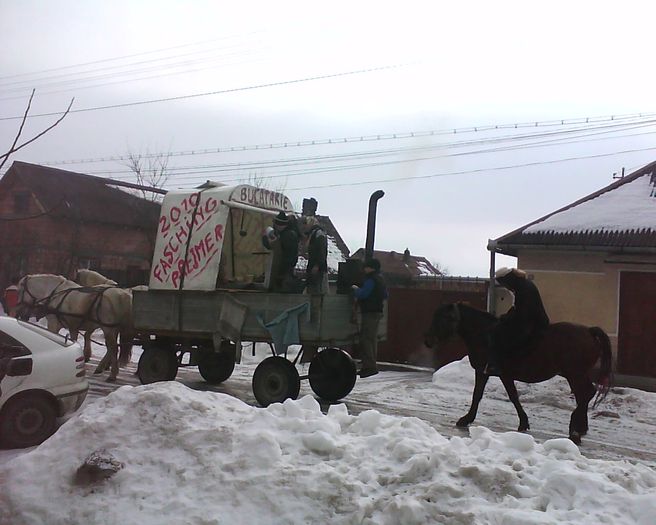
[106,376,117,383]
[456,417,472,427]
[518,425,530,432]
[569,432,582,445]
[93,369,103,375]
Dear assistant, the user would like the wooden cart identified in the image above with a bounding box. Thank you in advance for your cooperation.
[133,289,386,406]
[133,184,386,406]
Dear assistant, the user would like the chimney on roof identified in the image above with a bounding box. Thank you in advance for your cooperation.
[403,248,410,262]
[302,197,318,216]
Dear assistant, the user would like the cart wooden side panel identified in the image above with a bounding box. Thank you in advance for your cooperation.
[132,290,386,346]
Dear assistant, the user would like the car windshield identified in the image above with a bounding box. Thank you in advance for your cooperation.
[16,320,76,347]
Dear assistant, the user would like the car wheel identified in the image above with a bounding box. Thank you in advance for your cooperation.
[0,394,58,449]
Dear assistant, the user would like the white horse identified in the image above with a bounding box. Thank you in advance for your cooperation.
[17,274,134,382]
[74,268,117,287]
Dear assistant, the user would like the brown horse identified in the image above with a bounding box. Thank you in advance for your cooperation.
[424,303,613,444]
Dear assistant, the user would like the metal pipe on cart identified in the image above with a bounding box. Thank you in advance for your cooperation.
[365,190,385,259]
[487,239,497,316]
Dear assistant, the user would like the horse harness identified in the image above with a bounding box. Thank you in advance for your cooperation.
[20,277,123,329]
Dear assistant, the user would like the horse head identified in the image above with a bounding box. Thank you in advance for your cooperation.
[424,303,461,349]
[424,303,471,370]
[16,274,71,318]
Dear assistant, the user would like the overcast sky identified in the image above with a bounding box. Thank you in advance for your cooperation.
[2,1,656,276]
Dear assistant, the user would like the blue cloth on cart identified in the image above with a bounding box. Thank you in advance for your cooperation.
[256,302,310,355]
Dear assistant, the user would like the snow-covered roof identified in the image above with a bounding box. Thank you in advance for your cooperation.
[351,248,442,282]
[296,235,347,275]
[495,161,656,255]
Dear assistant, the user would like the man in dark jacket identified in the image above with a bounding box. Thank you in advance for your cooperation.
[302,216,328,294]
[352,258,388,378]
[485,267,550,376]
[263,212,300,293]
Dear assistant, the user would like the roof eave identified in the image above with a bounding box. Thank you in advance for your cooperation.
[491,242,656,256]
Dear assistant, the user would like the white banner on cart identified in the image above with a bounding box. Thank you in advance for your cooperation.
[149,189,229,290]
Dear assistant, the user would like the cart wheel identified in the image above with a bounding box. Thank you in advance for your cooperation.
[252,357,300,407]
[137,345,178,384]
[308,348,357,402]
[198,347,236,385]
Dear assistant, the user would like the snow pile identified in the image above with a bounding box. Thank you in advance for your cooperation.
[525,173,656,234]
[2,382,655,525]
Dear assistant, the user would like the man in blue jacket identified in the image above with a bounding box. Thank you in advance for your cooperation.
[352,258,388,378]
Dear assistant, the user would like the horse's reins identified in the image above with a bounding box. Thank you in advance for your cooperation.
[21,277,123,329]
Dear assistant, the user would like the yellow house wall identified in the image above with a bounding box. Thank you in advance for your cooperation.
[512,249,656,370]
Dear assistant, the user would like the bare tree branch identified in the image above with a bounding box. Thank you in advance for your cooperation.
[1,90,35,168]
[123,149,170,201]
[0,93,74,170]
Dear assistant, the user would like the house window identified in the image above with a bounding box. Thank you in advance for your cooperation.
[13,192,29,213]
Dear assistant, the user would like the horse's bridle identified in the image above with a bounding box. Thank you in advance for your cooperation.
[17,276,67,316]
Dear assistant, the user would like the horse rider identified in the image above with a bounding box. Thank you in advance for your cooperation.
[262,211,300,293]
[485,267,550,376]
[301,216,329,295]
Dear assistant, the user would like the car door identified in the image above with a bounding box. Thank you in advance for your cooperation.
[0,329,33,402]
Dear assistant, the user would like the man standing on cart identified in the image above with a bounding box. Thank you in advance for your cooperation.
[263,212,300,293]
[302,216,329,295]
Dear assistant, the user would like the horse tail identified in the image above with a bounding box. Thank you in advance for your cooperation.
[589,326,613,408]
[118,331,134,368]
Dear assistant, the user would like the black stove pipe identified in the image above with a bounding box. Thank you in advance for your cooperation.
[365,190,385,259]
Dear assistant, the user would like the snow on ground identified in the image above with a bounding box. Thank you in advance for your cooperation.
[2,354,656,525]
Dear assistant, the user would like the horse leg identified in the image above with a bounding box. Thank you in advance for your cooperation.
[94,332,110,375]
[457,370,490,427]
[118,331,134,368]
[566,376,596,444]
[82,331,92,362]
[94,349,109,375]
[105,330,120,382]
[500,376,530,431]
[46,315,63,335]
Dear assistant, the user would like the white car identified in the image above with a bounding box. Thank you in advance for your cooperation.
[0,316,88,448]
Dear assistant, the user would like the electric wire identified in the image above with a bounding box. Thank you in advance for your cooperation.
[71,120,656,177]
[0,63,409,121]
[30,112,656,167]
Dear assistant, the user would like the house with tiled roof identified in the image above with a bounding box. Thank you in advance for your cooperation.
[351,247,442,285]
[491,160,656,386]
[295,198,350,276]
[0,161,160,288]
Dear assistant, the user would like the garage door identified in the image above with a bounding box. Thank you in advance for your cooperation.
[618,271,656,377]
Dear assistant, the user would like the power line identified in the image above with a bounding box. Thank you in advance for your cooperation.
[0,33,263,82]
[0,53,267,103]
[0,63,409,121]
[76,126,656,189]
[31,112,656,167]
[81,119,656,178]
[0,43,269,100]
[284,145,656,191]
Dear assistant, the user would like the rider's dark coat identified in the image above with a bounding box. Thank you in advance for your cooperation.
[493,271,549,354]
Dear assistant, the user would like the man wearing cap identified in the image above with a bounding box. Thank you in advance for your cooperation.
[485,267,550,376]
[352,258,388,378]
[263,211,300,293]
[301,216,329,295]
